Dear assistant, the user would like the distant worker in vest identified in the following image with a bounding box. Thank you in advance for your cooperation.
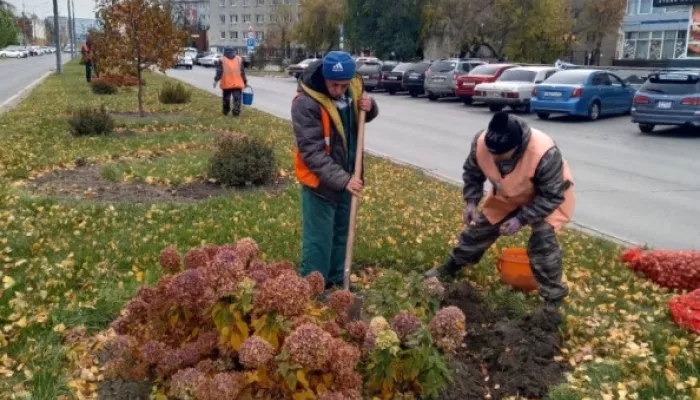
[425,112,575,312]
[214,46,247,117]
[291,51,379,289]
[80,37,94,83]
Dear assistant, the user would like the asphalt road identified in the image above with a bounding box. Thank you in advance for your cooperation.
[0,54,71,111]
[167,65,700,250]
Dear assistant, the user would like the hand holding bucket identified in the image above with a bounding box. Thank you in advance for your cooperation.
[242,85,254,106]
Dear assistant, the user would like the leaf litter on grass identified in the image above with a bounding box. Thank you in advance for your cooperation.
[0,61,697,399]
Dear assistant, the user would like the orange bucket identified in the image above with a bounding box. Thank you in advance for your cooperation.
[497,248,538,293]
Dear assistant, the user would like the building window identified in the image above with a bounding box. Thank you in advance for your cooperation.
[220,31,226,39]
[230,14,238,23]
[220,0,225,6]
[257,0,265,5]
[623,30,687,59]
[256,14,264,23]
[639,0,652,14]
[256,31,264,40]
[230,31,239,39]
[219,14,226,24]
[243,14,251,22]
[242,0,249,6]
[230,0,236,5]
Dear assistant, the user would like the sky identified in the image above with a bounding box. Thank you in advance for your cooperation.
[6,0,97,19]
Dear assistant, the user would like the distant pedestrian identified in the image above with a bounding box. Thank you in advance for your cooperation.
[213,46,247,117]
[80,37,93,83]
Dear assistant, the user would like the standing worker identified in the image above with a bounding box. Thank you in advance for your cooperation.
[425,112,575,312]
[292,51,379,289]
[214,46,247,117]
[80,37,93,83]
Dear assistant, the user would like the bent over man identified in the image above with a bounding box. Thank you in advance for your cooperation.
[425,112,575,311]
[292,51,379,289]
[214,46,247,116]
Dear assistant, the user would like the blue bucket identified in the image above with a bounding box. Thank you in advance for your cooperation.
[242,85,254,106]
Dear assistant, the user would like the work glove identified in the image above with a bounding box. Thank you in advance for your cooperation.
[499,217,523,236]
[213,81,217,89]
[462,203,477,226]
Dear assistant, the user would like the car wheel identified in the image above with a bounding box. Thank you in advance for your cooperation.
[537,112,550,120]
[388,89,397,95]
[409,91,419,98]
[462,97,473,105]
[428,93,439,101]
[588,101,601,121]
[489,104,504,112]
[366,87,374,92]
[515,104,531,113]
[639,124,655,133]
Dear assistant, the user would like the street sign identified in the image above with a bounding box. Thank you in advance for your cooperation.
[247,38,255,47]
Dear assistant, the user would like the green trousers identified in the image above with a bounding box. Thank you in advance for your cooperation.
[299,186,351,288]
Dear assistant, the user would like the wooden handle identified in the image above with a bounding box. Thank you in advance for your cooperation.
[343,109,367,291]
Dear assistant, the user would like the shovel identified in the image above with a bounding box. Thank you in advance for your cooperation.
[344,109,367,321]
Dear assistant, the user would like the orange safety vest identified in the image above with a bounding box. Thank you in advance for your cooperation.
[475,128,576,231]
[220,56,245,89]
[293,92,332,188]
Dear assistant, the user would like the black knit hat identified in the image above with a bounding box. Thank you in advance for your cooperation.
[485,112,523,154]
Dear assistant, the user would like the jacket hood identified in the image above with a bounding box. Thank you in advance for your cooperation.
[300,60,331,97]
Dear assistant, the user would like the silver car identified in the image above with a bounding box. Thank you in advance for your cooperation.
[424,59,484,101]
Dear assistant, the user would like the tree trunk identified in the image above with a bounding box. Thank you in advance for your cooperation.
[137,58,144,117]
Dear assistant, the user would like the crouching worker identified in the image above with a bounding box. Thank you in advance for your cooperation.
[425,112,576,311]
[214,46,247,117]
[292,51,379,289]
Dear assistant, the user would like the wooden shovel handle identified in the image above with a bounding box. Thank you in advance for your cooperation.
[343,109,367,291]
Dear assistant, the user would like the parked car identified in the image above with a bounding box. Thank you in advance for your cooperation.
[531,69,636,121]
[473,66,558,112]
[198,53,221,68]
[631,71,700,133]
[382,62,412,95]
[0,47,23,58]
[287,58,320,79]
[377,62,399,91]
[175,53,194,69]
[402,61,433,97]
[423,58,485,101]
[456,63,517,105]
[358,60,382,92]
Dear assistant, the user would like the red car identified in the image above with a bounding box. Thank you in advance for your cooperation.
[456,64,518,105]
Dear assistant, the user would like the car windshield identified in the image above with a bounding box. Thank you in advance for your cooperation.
[381,64,397,72]
[300,58,316,64]
[430,61,457,73]
[498,69,538,82]
[640,73,700,95]
[408,63,431,73]
[392,63,412,72]
[544,70,590,84]
[469,65,501,76]
[358,64,380,72]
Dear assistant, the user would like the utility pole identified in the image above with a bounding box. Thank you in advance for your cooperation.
[71,0,77,48]
[67,0,74,58]
[52,0,62,72]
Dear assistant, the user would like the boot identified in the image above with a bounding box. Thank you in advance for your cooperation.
[424,257,462,283]
[541,298,563,314]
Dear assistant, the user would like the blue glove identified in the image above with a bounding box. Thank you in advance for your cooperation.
[499,217,523,236]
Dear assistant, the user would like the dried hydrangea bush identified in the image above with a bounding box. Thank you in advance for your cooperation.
[90,238,462,399]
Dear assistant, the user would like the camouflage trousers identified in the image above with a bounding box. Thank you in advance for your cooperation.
[450,212,569,302]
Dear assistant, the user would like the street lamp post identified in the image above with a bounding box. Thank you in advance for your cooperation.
[52,0,62,72]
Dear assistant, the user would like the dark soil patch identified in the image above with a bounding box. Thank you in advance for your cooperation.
[25,163,288,204]
[110,112,185,120]
[437,281,567,400]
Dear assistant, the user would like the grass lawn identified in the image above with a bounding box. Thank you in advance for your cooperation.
[0,61,697,400]
[245,68,289,78]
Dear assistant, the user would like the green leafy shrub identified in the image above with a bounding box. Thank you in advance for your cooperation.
[158,82,192,104]
[208,134,276,187]
[90,78,118,95]
[363,270,444,323]
[94,238,460,400]
[67,105,115,137]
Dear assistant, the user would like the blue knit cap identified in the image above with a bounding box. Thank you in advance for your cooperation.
[322,51,356,81]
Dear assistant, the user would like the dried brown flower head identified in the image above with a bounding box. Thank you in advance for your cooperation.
[305,271,325,297]
[328,290,354,314]
[253,273,311,317]
[391,310,422,341]
[345,320,367,342]
[183,248,210,270]
[159,247,182,273]
[282,323,333,370]
[428,306,466,354]
[238,336,275,369]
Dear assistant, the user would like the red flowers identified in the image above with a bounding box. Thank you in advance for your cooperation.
[621,247,700,291]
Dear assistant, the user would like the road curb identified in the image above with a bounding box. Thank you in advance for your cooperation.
[364,148,640,249]
[0,70,54,116]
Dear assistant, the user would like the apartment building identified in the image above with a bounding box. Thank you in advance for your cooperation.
[620,0,692,60]
[208,0,299,54]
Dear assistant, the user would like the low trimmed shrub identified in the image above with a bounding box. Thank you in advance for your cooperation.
[67,105,115,137]
[99,74,144,87]
[158,82,192,104]
[90,79,118,95]
[208,134,276,187]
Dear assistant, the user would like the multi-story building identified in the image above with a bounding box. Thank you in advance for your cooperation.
[30,16,46,45]
[619,0,692,61]
[172,0,211,51]
[207,0,299,54]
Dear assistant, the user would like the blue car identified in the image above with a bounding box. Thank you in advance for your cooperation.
[631,71,700,133]
[531,69,637,121]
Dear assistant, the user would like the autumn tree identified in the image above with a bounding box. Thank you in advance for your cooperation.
[96,0,187,117]
[0,6,18,48]
[267,2,296,60]
[293,0,344,55]
[570,0,626,64]
[345,0,427,60]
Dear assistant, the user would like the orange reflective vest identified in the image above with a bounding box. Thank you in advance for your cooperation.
[475,128,576,231]
[293,92,331,188]
[220,56,245,89]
